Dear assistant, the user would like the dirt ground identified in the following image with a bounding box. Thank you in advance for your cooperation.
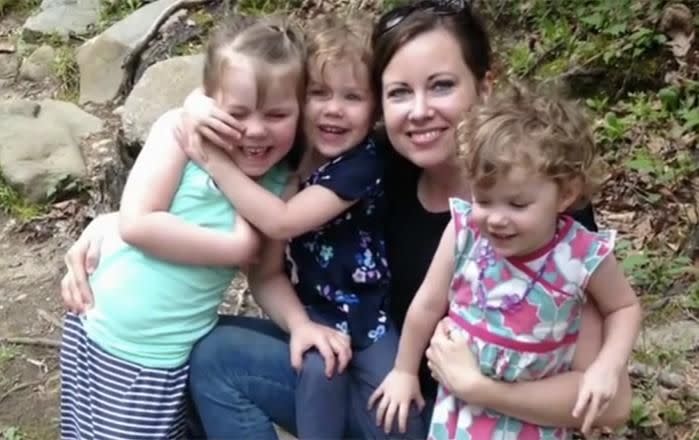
[0,213,65,439]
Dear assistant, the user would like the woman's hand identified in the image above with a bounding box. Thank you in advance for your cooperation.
[175,89,245,162]
[368,369,425,434]
[60,214,116,314]
[289,319,352,378]
[425,318,486,398]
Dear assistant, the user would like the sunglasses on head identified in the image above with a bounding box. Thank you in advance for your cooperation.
[376,0,467,37]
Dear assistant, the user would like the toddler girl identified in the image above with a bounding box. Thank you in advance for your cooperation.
[59,16,305,440]
[371,85,642,439]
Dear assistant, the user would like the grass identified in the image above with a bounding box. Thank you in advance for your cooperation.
[236,0,304,15]
[52,46,80,102]
[0,176,44,220]
[0,344,19,364]
[0,426,25,440]
[0,0,40,16]
[96,0,143,31]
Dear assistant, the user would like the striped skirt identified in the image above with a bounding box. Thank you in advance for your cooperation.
[60,313,189,440]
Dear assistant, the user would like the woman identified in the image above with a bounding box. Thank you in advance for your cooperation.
[61,2,631,438]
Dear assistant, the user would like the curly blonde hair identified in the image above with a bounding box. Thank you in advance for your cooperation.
[304,12,375,90]
[457,84,604,204]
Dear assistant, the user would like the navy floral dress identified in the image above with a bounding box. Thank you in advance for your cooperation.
[285,138,390,349]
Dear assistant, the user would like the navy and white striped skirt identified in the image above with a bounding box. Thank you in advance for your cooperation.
[60,313,189,440]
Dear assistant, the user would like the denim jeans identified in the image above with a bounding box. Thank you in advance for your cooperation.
[188,315,430,439]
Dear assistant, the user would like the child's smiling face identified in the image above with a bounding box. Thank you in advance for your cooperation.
[471,165,581,257]
[302,58,375,159]
[214,53,301,177]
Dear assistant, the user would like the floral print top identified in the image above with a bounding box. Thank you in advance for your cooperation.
[285,138,390,349]
[429,198,615,440]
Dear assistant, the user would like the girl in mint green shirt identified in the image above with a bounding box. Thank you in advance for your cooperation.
[59,16,305,440]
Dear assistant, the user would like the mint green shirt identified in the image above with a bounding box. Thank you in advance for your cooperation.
[83,161,288,368]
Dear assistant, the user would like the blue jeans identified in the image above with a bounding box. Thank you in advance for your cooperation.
[188,316,429,439]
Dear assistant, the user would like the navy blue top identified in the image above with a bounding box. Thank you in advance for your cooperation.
[285,138,390,349]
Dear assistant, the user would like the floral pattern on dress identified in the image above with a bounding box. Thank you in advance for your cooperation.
[428,198,615,440]
[285,138,391,349]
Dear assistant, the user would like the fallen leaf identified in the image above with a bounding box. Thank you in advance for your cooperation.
[667,31,694,59]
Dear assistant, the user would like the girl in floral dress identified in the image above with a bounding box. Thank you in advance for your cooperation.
[370,85,642,439]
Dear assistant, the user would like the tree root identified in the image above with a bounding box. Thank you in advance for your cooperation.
[118,0,218,97]
[0,380,44,404]
[0,336,61,348]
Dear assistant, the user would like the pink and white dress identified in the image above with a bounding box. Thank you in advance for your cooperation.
[428,198,615,440]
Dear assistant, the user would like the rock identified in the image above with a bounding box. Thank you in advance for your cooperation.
[22,0,101,41]
[0,99,103,202]
[0,41,16,53]
[76,0,181,104]
[638,320,699,353]
[121,54,203,147]
[19,45,56,82]
[0,53,21,85]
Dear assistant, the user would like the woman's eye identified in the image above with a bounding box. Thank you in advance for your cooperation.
[432,80,454,91]
[510,202,529,209]
[346,93,363,101]
[386,88,409,99]
[267,113,288,119]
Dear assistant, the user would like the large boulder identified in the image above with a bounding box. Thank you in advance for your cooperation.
[22,0,100,41]
[0,100,103,202]
[19,45,56,82]
[121,54,204,147]
[75,0,181,104]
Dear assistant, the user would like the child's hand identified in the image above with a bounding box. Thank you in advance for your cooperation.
[175,89,245,161]
[289,320,352,378]
[572,359,620,435]
[368,370,425,434]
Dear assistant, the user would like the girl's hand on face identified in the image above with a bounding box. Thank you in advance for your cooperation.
[368,369,425,434]
[426,318,485,398]
[289,319,352,378]
[176,90,246,161]
[60,214,113,314]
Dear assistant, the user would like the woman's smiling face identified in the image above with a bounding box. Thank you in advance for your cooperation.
[381,27,489,169]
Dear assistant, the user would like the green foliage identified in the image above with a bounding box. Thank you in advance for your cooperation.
[0,175,44,220]
[0,344,19,364]
[53,46,80,102]
[97,0,144,30]
[0,0,40,16]
[629,397,654,429]
[504,0,667,82]
[617,240,696,295]
[1,426,24,440]
[236,0,303,15]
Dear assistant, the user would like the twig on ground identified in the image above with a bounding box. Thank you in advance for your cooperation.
[118,0,216,96]
[0,336,61,348]
[37,308,63,330]
[0,380,43,404]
